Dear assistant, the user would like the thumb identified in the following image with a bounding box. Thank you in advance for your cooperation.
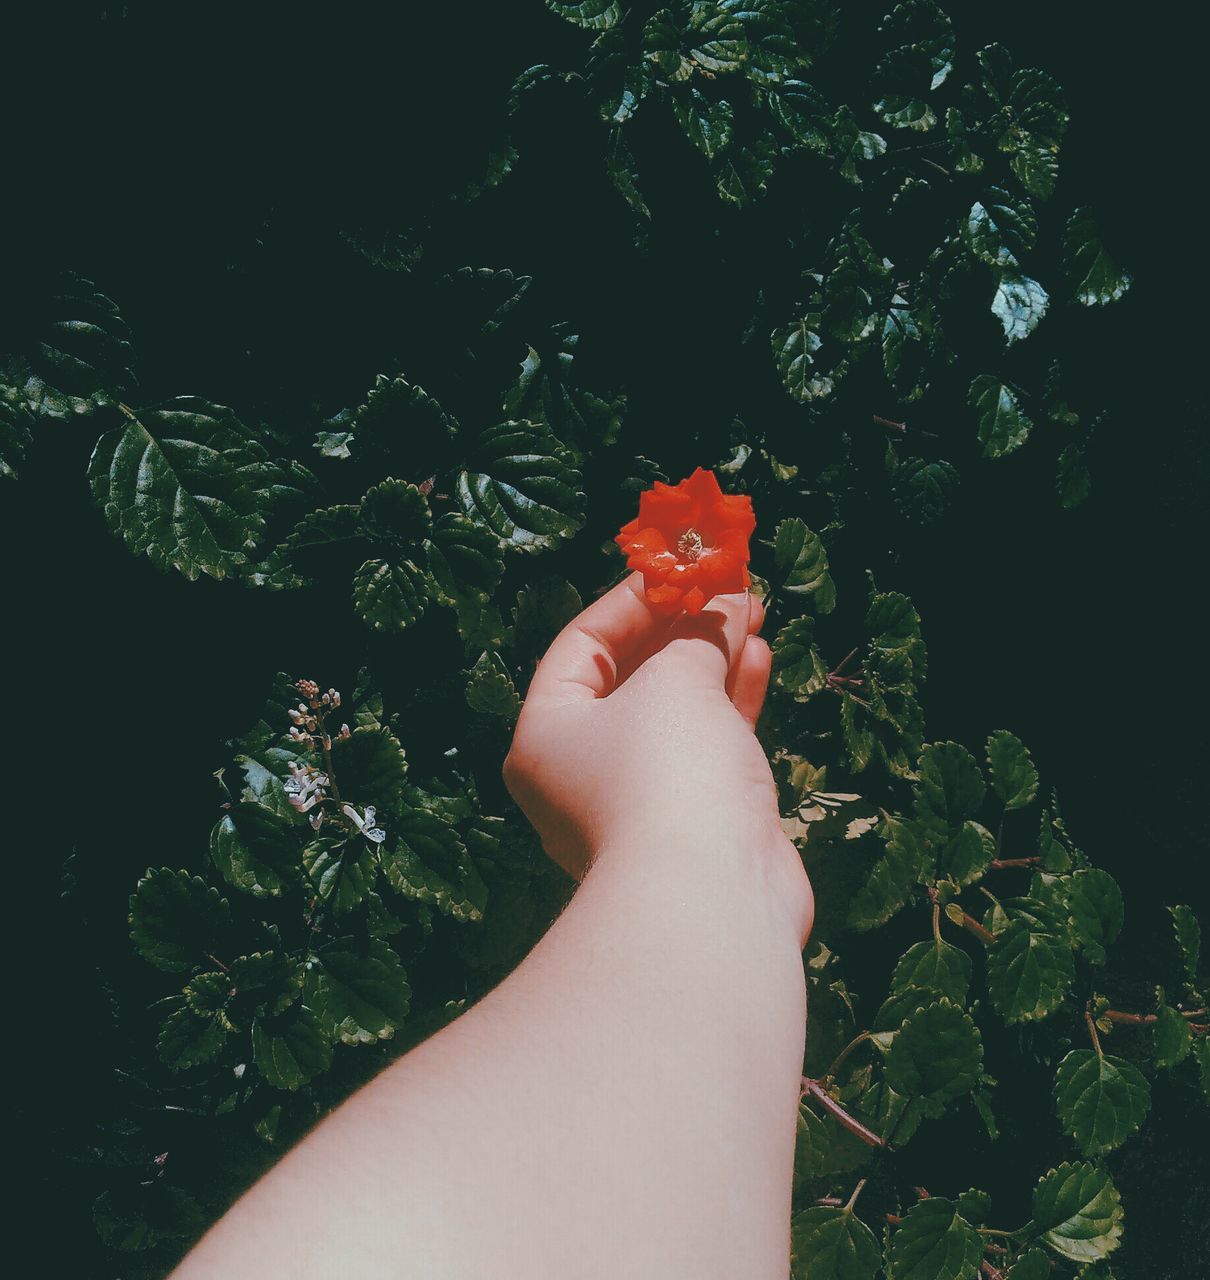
[654,591,753,689]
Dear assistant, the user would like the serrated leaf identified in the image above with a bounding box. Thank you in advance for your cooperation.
[383,806,488,922]
[715,138,776,207]
[986,730,1039,811]
[308,937,411,1045]
[790,1205,880,1280]
[0,386,36,480]
[832,104,886,183]
[1064,208,1132,305]
[987,902,1075,1023]
[772,616,828,698]
[967,190,1037,268]
[945,107,982,173]
[545,0,620,30]
[352,556,428,631]
[643,8,693,82]
[969,375,1032,459]
[892,457,959,524]
[1032,1162,1123,1263]
[466,651,522,720]
[1056,444,1092,509]
[303,837,376,911]
[887,1196,984,1280]
[672,87,734,159]
[772,517,836,611]
[605,127,651,220]
[771,314,840,403]
[939,820,995,888]
[1054,1049,1150,1155]
[130,868,233,973]
[1153,1003,1192,1068]
[157,1007,228,1069]
[252,1005,332,1091]
[954,1189,991,1226]
[88,399,272,582]
[1067,868,1123,966]
[586,28,653,124]
[510,577,583,665]
[849,817,928,930]
[770,79,831,152]
[330,724,408,806]
[915,742,985,841]
[1169,904,1201,985]
[457,419,585,552]
[210,804,301,899]
[1010,145,1059,200]
[891,938,972,1005]
[885,999,983,1116]
[1006,1249,1051,1280]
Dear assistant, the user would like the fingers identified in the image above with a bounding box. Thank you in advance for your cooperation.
[525,572,675,704]
[661,590,753,688]
[729,634,773,728]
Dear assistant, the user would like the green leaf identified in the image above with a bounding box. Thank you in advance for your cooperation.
[890,939,972,1006]
[1067,868,1123,966]
[252,1005,332,1090]
[1169,904,1201,986]
[945,107,982,174]
[586,28,652,124]
[605,127,651,220]
[915,742,985,842]
[88,399,274,581]
[1054,1049,1150,1155]
[1006,1249,1051,1280]
[771,616,828,698]
[790,1205,880,1280]
[771,517,836,612]
[992,272,1049,343]
[1032,1162,1123,1263]
[891,457,959,525]
[545,0,620,30]
[969,375,1033,459]
[157,1007,228,1069]
[1010,145,1059,200]
[772,313,840,403]
[849,817,928,930]
[210,804,301,899]
[885,999,983,1116]
[987,898,1075,1023]
[1064,208,1132,305]
[130,868,233,973]
[1153,1003,1192,1068]
[339,374,458,471]
[1194,1039,1210,1102]
[1056,444,1092,509]
[308,937,412,1045]
[887,1196,984,1280]
[18,273,136,420]
[466,651,522,720]
[303,837,376,912]
[329,724,408,807]
[967,190,1037,268]
[770,80,831,152]
[359,477,433,544]
[715,139,777,208]
[352,556,428,632]
[986,730,1039,811]
[383,806,488,922]
[510,577,583,664]
[939,820,995,888]
[954,1189,991,1227]
[643,9,693,82]
[457,419,585,552]
[672,87,734,159]
[0,386,36,480]
[239,755,301,824]
[831,105,886,184]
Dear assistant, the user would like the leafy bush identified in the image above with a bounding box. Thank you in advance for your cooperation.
[5,2,1203,1277]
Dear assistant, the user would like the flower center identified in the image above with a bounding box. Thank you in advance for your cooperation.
[677,528,704,561]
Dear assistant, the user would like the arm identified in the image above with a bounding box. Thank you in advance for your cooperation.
[172,576,813,1280]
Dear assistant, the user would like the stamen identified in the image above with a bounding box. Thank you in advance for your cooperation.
[677,528,704,560]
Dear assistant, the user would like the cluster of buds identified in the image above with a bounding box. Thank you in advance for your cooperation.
[284,760,331,830]
[287,680,351,753]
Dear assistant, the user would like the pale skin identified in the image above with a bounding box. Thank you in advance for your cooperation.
[172,572,814,1280]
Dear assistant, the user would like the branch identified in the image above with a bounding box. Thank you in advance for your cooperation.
[801,1078,886,1149]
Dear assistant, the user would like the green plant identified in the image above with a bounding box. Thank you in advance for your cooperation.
[5,3,1202,1277]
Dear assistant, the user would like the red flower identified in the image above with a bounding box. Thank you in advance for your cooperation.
[614,467,756,616]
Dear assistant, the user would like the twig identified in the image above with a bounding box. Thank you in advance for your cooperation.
[801,1078,886,1148]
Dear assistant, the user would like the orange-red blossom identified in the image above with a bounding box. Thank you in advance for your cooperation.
[614,466,756,616]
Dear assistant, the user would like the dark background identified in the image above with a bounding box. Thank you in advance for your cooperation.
[5,1,1207,1274]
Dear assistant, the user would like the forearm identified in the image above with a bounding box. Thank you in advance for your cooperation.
[174,831,807,1280]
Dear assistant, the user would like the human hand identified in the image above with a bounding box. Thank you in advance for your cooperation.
[502,572,813,944]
